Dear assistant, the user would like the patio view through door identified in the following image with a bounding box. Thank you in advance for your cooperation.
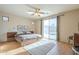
[42,17,57,40]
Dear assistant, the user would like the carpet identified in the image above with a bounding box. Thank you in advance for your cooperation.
[23,39,54,55]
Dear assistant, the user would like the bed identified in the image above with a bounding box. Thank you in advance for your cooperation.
[15,34,42,46]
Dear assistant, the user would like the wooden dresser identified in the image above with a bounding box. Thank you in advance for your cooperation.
[7,32,17,42]
[74,33,79,46]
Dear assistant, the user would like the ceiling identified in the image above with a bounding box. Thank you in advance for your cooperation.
[0,4,79,20]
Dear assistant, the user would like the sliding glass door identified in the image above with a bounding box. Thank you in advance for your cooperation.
[43,20,49,38]
[42,17,57,40]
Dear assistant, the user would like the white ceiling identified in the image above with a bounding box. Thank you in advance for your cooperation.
[0,4,79,20]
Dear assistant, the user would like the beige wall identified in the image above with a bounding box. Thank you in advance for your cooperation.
[0,16,7,42]
[0,11,36,42]
[35,9,79,43]
[59,9,79,43]
[0,11,36,32]
[34,20,41,34]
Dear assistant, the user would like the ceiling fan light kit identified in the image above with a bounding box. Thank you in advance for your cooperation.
[34,12,41,16]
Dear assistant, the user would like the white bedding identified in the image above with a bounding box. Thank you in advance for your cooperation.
[18,34,41,40]
[16,34,41,44]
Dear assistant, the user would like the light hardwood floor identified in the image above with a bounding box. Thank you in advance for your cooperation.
[47,41,73,55]
[0,41,21,53]
[0,40,73,55]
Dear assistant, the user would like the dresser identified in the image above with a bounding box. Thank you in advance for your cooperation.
[72,33,79,54]
[7,32,17,41]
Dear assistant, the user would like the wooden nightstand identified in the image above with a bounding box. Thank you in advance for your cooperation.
[7,32,17,42]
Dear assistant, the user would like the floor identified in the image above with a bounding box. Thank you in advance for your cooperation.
[0,41,21,53]
[0,39,73,55]
[47,40,73,55]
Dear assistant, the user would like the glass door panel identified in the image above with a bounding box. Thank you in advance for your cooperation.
[43,20,49,38]
[49,18,57,40]
[42,17,57,40]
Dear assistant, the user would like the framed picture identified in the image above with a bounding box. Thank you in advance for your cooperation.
[2,16,9,22]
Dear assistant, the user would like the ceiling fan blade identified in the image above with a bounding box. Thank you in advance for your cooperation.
[39,12,48,14]
[26,4,40,10]
[26,12,34,15]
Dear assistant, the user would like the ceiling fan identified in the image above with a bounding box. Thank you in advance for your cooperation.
[25,5,49,17]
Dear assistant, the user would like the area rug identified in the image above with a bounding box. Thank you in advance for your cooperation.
[23,39,54,55]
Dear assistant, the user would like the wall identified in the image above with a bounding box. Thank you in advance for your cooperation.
[59,9,79,43]
[0,11,36,32]
[34,20,41,34]
[0,11,36,42]
[33,9,79,43]
[0,16,8,42]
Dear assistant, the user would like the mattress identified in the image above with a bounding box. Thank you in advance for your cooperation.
[18,34,41,39]
[16,34,41,41]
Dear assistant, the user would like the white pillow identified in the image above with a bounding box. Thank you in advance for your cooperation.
[17,31,23,34]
